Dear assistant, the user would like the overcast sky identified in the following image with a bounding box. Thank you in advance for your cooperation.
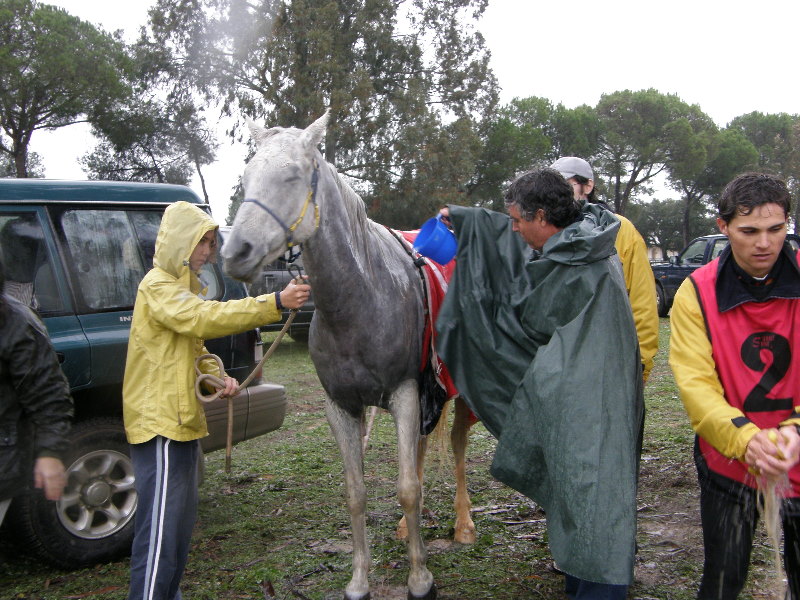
[37,0,800,220]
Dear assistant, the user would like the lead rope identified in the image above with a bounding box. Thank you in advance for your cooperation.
[194,307,299,473]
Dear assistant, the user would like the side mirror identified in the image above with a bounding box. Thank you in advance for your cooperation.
[669,255,678,265]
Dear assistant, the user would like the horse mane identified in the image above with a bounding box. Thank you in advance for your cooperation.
[321,158,395,265]
[326,161,370,231]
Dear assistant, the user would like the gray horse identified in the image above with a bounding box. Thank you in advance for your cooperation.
[221,111,475,600]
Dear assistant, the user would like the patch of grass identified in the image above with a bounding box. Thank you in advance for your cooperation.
[0,321,786,599]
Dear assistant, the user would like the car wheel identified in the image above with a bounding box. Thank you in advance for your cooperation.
[656,283,669,318]
[8,417,136,569]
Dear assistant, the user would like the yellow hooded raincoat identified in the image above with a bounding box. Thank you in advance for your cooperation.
[122,201,282,444]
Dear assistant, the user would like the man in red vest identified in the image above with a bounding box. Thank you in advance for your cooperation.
[670,172,800,599]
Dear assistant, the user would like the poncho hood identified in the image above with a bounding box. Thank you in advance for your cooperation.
[542,201,620,266]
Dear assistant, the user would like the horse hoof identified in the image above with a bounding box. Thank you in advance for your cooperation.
[408,583,436,600]
[344,593,370,600]
[454,529,476,545]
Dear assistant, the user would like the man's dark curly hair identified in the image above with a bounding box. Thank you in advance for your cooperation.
[718,172,791,224]
[504,167,581,228]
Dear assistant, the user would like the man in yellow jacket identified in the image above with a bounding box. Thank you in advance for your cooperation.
[550,157,659,382]
[123,201,310,600]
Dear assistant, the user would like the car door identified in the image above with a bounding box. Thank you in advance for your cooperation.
[51,206,154,389]
[0,207,91,387]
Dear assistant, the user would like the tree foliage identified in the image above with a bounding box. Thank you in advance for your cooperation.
[728,111,800,230]
[80,100,217,187]
[78,24,219,197]
[665,127,759,245]
[594,89,717,216]
[145,0,498,228]
[1,150,43,177]
[0,0,132,176]
[465,98,600,210]
[628,197,715,260]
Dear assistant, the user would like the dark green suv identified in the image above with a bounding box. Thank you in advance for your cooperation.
[0,179,287,569]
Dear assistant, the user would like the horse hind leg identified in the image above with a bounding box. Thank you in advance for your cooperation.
[324,397,371,600]
[389,379,436,599]
[452,397,476,544]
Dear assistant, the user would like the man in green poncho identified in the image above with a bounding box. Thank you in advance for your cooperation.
[436,168,643,599]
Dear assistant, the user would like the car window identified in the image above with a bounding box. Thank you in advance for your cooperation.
[198,262,222,300]
[60,210,146,310]
[129,210,163,269]
[679,239,708,264]
[710,238,729,260]
[55,207,224,311]
[0,212,64,313]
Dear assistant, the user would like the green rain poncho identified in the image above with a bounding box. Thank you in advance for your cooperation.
[436,203,643,585]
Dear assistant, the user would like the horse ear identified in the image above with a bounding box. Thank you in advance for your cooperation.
[299,109,330,152]
[245,118,271,146]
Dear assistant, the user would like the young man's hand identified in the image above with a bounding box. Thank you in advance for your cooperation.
[745,426,800,479]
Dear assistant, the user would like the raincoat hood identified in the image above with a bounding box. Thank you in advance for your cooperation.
[153,201,217,292]
[542,201,619,265]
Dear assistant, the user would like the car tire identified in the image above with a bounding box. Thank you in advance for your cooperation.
[656,283,669,318]
[8,417,136,569]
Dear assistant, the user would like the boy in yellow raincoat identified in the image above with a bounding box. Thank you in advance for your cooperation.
[123,201,310,600]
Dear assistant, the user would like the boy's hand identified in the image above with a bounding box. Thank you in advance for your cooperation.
[218,375,239,398]
[279,277,311,309]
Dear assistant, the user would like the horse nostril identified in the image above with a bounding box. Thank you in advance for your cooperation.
[236,241,253,262]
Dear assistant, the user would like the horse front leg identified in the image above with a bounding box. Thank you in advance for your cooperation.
[389,380,436,600]
[324,397,370,600]
[452,397,476,544]
[396,433,427,541]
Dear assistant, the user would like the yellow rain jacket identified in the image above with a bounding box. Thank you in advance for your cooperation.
[122,201,281,444]
[616,215,659,382]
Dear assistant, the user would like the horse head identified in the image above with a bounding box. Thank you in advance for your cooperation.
[221,110,329,283]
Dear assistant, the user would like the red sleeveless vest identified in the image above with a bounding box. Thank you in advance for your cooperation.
[691,255,800,495]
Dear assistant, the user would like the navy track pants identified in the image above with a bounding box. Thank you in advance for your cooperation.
[128,436,200,600]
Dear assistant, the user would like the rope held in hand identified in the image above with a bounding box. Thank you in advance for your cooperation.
[194,309,298,472]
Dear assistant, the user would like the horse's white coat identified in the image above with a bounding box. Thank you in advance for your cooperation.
[222,111,446,599]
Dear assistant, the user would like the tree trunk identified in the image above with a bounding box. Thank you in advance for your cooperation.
[13,148,29,178]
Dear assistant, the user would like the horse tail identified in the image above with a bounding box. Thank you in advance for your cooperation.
[428,400,451,468]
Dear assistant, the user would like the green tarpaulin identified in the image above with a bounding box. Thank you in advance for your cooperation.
[436,203,643,585]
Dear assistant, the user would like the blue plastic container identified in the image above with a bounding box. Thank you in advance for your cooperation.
[414,215,457,264]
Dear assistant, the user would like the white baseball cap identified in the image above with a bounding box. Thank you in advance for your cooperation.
[550,157,594,181]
